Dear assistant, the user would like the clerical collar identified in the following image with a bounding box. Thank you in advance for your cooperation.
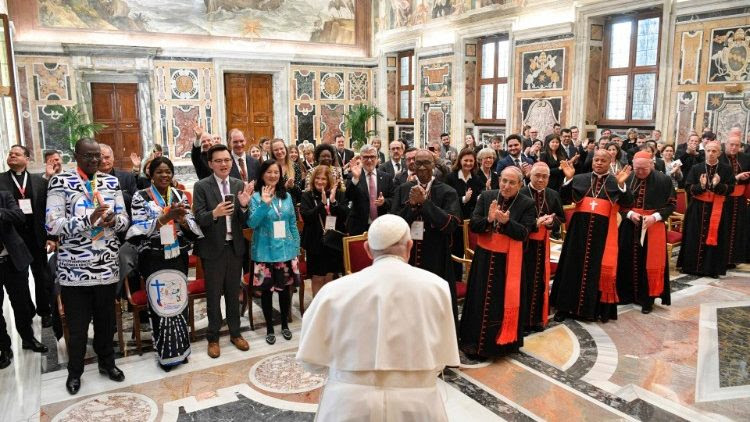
[417,176,435,190]
[593,171,608,178]
[529,185,545,194]
[373,254,406,264]
[706,161,718,166]
[12,170,25,176]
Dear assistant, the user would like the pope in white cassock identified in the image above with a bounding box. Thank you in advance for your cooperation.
[297,214,460,422]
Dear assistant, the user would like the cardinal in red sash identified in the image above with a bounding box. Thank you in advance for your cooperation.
[616,151,676,314]
[718,135,750,267]
[550,150,632,323]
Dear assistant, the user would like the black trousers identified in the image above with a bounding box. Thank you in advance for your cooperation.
[202,244,243,342]
[29,246,54,317]
[61,283,117,377]
[0,258,34,351]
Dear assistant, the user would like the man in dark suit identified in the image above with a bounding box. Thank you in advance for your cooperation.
[0,145,56,328]
[227,128,261,184]
[334,134,355,173]
[191,124,218,180]
[345,145,395,235]
[495,135,534,177]
[99,144,138,215]
[394,147,418,186]
[379,140,406,181]
[192,144,254,359]
[0,189,47,369]
[560,128,578,158]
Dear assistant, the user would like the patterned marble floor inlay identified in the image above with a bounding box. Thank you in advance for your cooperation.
[51,393,158,422]
[717,305,750,388]
[249,352,327,394]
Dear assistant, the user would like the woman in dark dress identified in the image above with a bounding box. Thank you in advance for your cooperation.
[476,147,500,191]
[299,165,349,296]
[126,157,203,371]
[271,138,304,204]
[539,135,568,192]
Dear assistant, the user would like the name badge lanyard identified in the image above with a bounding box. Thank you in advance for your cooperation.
[77,168,105,240]
[12,172,27,198]
[149,185,180,259]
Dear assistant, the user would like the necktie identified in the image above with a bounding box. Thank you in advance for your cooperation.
[515,158,521,167]
[221,180,232,238]
[395,162,400,173]
[239,157,248,182]
[368,172,378,221]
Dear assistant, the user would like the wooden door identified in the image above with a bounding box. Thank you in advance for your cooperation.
[224,73,273,146]
[91,83,141,169]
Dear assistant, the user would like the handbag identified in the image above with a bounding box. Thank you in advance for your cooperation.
[319,214,345,252]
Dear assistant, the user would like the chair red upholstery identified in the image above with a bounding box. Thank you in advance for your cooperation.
[188,278,206,294]
[130,289,148,306]
[666,231,682,243]
[343,233,372,274]
[183,190,193,205]
[675,189,687,214]
[550,262,558,277]
[188,254,199,268]
[562,205,576,240]
[456,281,467,299]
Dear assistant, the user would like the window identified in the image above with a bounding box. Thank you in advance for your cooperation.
[600,12,661,126]
[397,50,414,123]
[475,35,510,125]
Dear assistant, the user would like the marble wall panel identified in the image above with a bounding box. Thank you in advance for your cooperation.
[521,98,562,139]
[348,71,368,101]
[705,92,750,142]
[679,31,703,85]
[586,46,603,126]
[320,72,345,100]
[521,48,565,91]
[17,66,34,156]
[171,105,200,158]
[321,103,345,144]
[465,60,476,124]
[386,69,397,121]
[294,103,316,144]
[294,70,315,101]
[709,25,750,83]
[421,101,451,145]
[420,61,452,99]
[32,63,71,101]
[37,105,72,155]
[674,92,698,144]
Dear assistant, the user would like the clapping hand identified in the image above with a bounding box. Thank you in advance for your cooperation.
[497,210,510,224]
[616,165,632,185]
[485,177,492,190]
[521,162,531,176]
[285,176,295,189]
[45,161,57,179]
[464,187,473,203]
[165,203,188,223]
[488,200,499,223]
[375,192,385,207]
[700,173,707,189]
[261,185,274,205]
[89,204,110,226]
[712,172,721,186]
[238,181,255,207]
[409,185,426,206]
[328,187,337,203]
[737,171,750,181]
[349,160,362,181]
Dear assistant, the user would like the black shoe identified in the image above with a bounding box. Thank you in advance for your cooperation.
[98,365,125,382]
[22,338,48,353]
[600,316,610,323]
[281,328,292,340]
[641,304,653,314]
[532,325,545,333]
[66,375,81,395]
[0,349,12,369]
[41,315,53,328]
[265,334,276,345]
[159,363,173,372]
[553,312,567,322]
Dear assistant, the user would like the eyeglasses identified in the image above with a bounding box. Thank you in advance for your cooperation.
[79,153,101,161]
[361,155,377,160]
[212,158,233,164]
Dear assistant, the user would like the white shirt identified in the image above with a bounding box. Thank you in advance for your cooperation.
[214,174,233,241]
[391,159,402,173]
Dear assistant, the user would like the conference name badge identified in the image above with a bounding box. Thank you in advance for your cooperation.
[411,221,425,240]
[18,198,32,214]
[325,216,337,230]
[273,220,286,239]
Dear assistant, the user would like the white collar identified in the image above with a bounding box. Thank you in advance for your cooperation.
[373,254,406,263]
[458,170,472,182]
[232,152,245,160]
[213,174,229,184]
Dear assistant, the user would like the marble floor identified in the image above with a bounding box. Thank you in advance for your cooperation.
[3,262,750,421]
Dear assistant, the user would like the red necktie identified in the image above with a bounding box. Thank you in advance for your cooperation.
[239,157,248,182]
[368,172,378,221]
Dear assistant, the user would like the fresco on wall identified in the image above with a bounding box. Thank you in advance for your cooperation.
[521,49,564,91]
[36,0,356,44]
[382,0,514,30]
[709,26,750,83]
[421,61,451,98]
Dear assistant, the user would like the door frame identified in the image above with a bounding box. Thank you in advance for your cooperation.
[214,59,289,144]
[76,71,155,160]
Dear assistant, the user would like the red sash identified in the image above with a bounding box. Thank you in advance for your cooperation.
[730,185,745,197]
[477,232,523,345]
[574,197,619,304]
[693,192,725,246]
[630,209,666,297]
[528,227,550,326]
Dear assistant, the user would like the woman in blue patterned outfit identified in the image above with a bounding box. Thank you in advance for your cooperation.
[126,157,203,371]
[248,160,301,345]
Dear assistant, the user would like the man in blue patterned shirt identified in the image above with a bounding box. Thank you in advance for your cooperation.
[46,138,129,395]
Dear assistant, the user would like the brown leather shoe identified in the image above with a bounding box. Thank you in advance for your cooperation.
[231,336,249,351]
[207,341,220,358]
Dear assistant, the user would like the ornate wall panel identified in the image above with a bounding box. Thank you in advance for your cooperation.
[420,61,452,98]
[674,92,698,143]
[289,65,373,145]
[513,37,574,136]
[153,60,218,158]
[421,101,451,145]
[679,31,703,85]
[704,93,750,142]
[417,55,453,147]
[708,25,750,83]
[15,56,78,162]
[464,56,477,127]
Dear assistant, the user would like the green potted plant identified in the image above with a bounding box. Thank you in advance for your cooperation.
[48,104,107,150]
[343,103,382,152]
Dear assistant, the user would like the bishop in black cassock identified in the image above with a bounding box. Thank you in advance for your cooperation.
[459,167,536,358]
[551,151,633,323]
[616,152,676,314]
[520,163,565,332]
[677,142,734,278]
[392,150,462,325]
[718,136,750,267]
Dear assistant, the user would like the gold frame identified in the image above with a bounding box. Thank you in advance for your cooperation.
[343,232,369,275]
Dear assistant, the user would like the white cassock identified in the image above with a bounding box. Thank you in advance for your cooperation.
[297,255,460,422]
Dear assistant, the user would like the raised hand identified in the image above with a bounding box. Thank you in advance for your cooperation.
[616,165,632,185]
[328,186,337,203]
[488,199,499,223]
[238,181,255,207]
[349,160,362,181]
[285,176,295,189]
[130,152,142,169]
[464,187,473,203]
[193,122,204,139]
[560,160,575,180]
[45,162,56,179]
[261,185,274,205]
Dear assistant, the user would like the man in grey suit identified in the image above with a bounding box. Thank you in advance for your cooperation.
[192,144,254,358]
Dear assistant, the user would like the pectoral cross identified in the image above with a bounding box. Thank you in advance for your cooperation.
[589,200,598,211]
[150,279,165,306]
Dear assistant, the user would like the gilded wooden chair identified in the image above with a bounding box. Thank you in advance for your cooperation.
[343,232,372,275]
